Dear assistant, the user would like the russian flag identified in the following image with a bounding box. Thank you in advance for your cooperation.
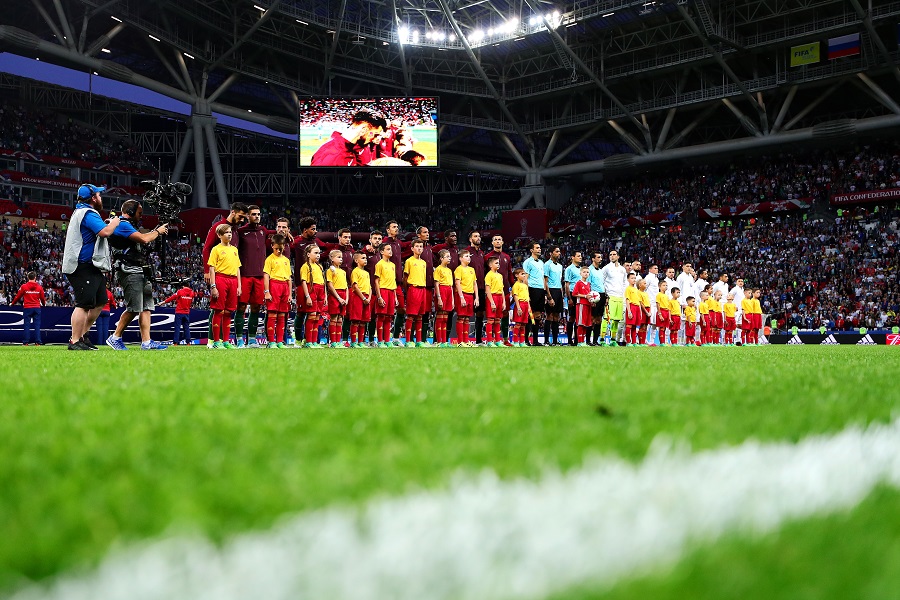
[828,33,861,59]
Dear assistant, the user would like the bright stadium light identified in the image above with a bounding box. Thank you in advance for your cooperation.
[398,25,409,43]
[603,12,615,17]
[411,30,420,43]
[253,4,266,11]
[183,52,195,59]
[111,16,122,22]
[100,48,111,53]
[148,34,161,42]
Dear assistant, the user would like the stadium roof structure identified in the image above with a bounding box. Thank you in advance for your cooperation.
[3,0,900,208]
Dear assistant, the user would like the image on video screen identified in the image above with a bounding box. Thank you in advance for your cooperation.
[298,97,438,167]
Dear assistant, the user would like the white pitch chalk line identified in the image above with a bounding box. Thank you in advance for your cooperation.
[10,420,900,600]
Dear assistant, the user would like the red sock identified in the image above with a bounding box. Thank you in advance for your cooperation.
[212,311,222,341]
[305,316,317,343]
[267,313,276,342]
[415,318,423,343]
[639,328,647,344]
[221,313,231,342]
[276,314,285,342]
[383,316,392,342]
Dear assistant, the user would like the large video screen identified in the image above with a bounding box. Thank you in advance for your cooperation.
[298,98,438,167]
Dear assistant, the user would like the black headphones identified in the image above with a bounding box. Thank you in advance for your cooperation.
[121,199,141,218]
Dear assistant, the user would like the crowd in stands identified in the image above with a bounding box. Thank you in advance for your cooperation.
[555,141,900,226]
[0,218,210,310]
[0,101,148,169]
[260,200,476,238]
[299,98,437,127]
[534,206,899,331]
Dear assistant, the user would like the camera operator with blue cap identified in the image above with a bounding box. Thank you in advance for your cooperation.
[104,198,169,350]
[61,184,120,350]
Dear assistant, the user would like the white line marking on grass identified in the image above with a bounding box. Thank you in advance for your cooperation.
[12,420,900,600]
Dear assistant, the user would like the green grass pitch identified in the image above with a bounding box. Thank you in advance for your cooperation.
[2,345,899,597]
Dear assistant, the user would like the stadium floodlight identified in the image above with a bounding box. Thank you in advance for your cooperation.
[101,48,111,53]
[411,30,420,43]
[295,19,308,25]
[183,52,195,59]
[603,12,615,17]
[253,4,266,11]
[398,25,409,44]
[148,34,161,42]
[111,16,122,22]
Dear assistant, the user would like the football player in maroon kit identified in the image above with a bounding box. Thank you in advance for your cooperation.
[465,231,486,344]
[412,226,435,342]
[319,227,356,343]
[432,230,460,342]
[383,220,409,340]
[235,205,285,347]
[364,230,384,344]
[201,202,248,345]
[484,234,513,346]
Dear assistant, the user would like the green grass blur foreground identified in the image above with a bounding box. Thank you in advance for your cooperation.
[0,345,898,595]
[555,486,900,600]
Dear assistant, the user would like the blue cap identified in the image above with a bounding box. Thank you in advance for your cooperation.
[77,184,106,199]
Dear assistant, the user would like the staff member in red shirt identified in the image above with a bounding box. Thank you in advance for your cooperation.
[162,283,196,345]
[94,288,116,346]
[12,271,45,345]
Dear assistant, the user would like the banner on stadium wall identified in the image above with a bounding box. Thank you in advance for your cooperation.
[830,188,900,206]
[768,333,893,345]
[1,170,144,196]
[554,211,683,233]
[699,199,810,220]
[0,148,155,176]
[503,209,550,242]
[790,42,820,66]
[0,306,214,345]
[0,199,160,228]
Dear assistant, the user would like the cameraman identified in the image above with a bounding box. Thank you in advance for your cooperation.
[104,199,169,350]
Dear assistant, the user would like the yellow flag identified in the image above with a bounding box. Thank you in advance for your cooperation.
[790,42,820,67]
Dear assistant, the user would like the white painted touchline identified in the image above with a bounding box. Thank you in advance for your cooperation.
[11,420,900,600]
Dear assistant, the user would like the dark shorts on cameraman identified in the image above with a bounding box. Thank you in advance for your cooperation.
[591,293,607,319]
[119,271,155,313]
[546,288,564,315]
[528,287,546,313]
[66,262,107,309]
